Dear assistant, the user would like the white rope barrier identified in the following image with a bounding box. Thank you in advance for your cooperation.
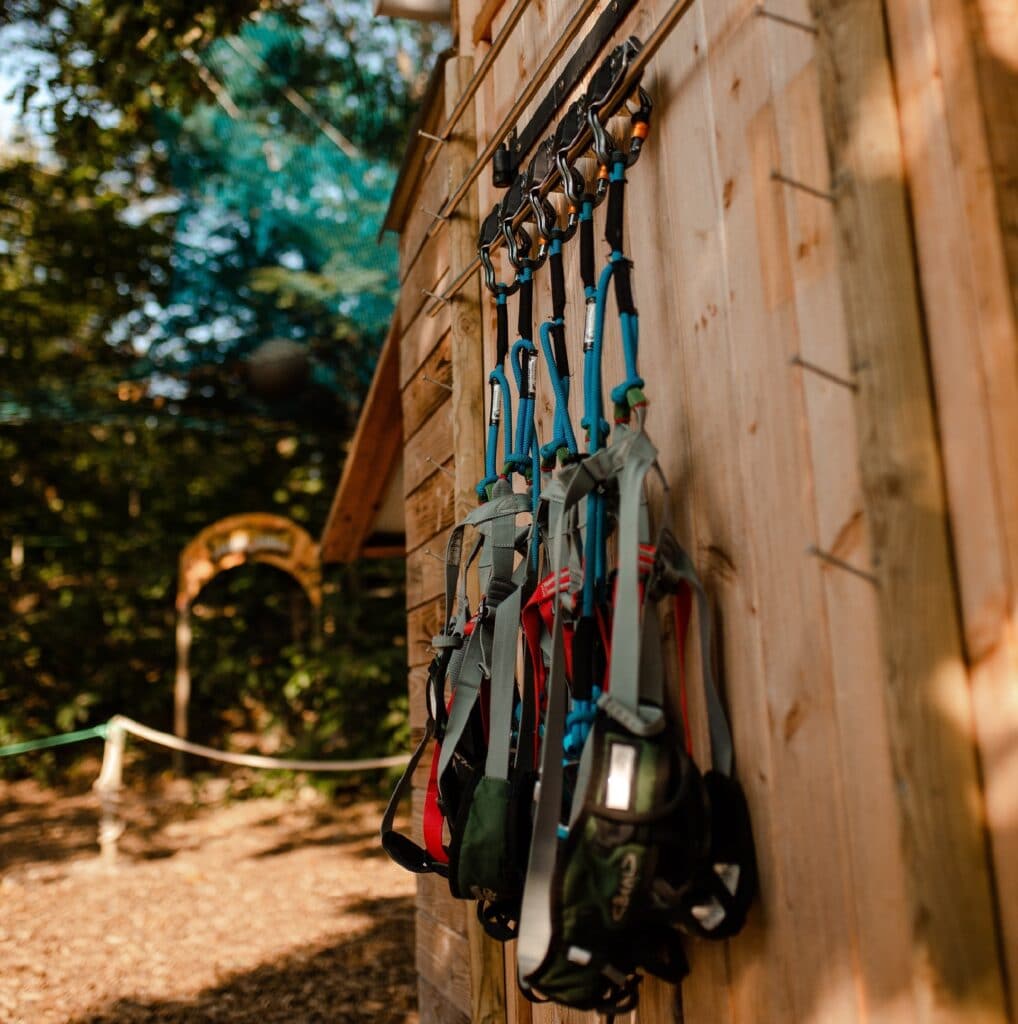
[108,715,411,772]
[92,716,409,863]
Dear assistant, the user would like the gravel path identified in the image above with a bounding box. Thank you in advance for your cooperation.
[0,779,417,1024]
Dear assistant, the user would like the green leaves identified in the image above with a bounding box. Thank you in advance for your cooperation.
[0,1,446,781]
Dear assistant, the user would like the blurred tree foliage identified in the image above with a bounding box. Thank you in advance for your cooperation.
[0,2,443,777]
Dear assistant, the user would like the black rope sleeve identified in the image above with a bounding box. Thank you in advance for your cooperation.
[550,321,569,379]
[606,172,626,255]
[517,273,533,342]
[613,258,637,316]
[550,247,566,321]
[580,212,596,292]
[496,292,509,365]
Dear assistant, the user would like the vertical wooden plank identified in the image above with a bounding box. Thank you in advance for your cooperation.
[883,0,1018,657]
[764,14,920,1022]
[448,57,489,527]
[446,51,509,1024]
[883,0,1018,1001]
[691,4,860,1021]
[965,0,1018,310]
[809,0,1010,1018]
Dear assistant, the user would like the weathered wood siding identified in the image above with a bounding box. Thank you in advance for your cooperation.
[392,73,469,1024]
[391,0,1017,1021]
[455,0,1012,1021]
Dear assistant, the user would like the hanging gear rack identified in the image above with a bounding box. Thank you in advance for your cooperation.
[385,8,758,1016]
[424,0,701,317]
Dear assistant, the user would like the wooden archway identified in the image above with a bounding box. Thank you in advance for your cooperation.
[174,514,322,755]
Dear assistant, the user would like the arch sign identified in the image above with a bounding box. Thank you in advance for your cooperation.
[173,514,322,760]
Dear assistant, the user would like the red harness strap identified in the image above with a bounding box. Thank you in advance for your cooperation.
[421,614,483,865]
[517,544,694,769]
[422,728,449,864]
[522,568,572,769]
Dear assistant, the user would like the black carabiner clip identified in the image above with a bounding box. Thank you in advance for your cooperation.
[528,136,577,245]
[587,36,643,167]
[479,203,507,295]
[554,97,590,207]
[625,86,653,167]
[501,169,543,271]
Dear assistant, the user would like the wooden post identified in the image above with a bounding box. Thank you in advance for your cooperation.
[94,718,126,865]
[810,0,1010,1016]
[173,603,191,776]
[445,52,508,1024]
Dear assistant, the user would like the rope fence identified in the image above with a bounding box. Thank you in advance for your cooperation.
[0,724,108,758]
[108,716,410,772]
[0,715,408,772]
[1,714,411,863]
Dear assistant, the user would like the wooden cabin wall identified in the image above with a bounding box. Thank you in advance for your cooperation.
[393,75,471,1024]
[427,0,1017,1022]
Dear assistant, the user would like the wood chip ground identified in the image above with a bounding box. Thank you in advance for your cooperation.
[0,777,417,1023]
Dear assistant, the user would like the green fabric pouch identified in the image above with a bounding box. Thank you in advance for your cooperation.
[523,717,697,1012]
[453,774,514,901]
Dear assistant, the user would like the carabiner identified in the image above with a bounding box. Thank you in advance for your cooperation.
[478,204,506,296]
[500,170,540,272]
[529,136,579,244]
[527,139,558,241]
[554,98,590,208]
[625,87,653,166]
[587,37,643,167]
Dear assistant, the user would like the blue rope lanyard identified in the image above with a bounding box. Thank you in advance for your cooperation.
[504,265,537,477]
[506,266,544,566]
[538,236,579,469]
[478,284,515,500]
[580,197,610,618]
[605,159,645,424]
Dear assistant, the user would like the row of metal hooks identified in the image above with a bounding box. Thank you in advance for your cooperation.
[421,0,832,317]
[412,3,877,590]
[474,36,651,289]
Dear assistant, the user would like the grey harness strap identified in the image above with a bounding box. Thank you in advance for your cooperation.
[437,483,533,787]
[517,425,738,989]
[517,429,647,984]
[484,582,524,780]
[598,429,662,736]
[516,489,579,982]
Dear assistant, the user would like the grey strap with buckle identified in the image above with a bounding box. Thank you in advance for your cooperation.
[437,483,533,788]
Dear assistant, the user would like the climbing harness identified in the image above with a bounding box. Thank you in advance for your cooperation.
[383,31,757,1013]
[513,39,757,1013]
[383,194,547,940]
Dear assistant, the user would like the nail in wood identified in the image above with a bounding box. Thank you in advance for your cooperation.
[771,170,835,202]
[807,545,879,586]
[790,354,858,392]
[755,5,818,34]
[425,456,455,479]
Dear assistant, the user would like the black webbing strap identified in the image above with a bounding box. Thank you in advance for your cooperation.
[607,158,637,316]
[496,285,510,365]
[579,205,596,295]
[517,269,534,343]
[548,243,569,378]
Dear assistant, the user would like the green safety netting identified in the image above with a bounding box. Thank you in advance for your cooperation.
[137,12,415,401]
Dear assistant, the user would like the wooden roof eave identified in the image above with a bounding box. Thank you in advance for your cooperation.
[319,318,404,563]
[380,49,453,239]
